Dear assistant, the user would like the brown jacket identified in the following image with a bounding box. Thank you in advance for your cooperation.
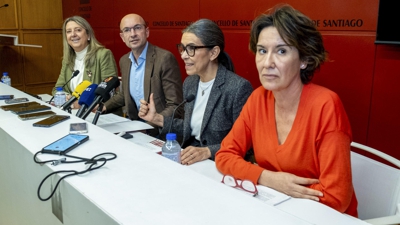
[104,42,183,123]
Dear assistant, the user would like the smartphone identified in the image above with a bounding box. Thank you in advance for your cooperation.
[18,111,56,121]
[33,115,70,127]
[11,104,51,115]
[5,98,29,104]
[1,101,40,111]
[69,122,88,134]
[41,134,89,155]
[0,95,14,100]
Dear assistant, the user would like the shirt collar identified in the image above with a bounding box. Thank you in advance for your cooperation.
[129,41,148,64]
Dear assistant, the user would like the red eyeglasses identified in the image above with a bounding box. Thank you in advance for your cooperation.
[221,174,258,197]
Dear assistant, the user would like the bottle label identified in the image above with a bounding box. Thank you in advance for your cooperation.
[162,152,181,163]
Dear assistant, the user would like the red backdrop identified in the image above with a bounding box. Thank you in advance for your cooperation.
[63,0,400,163]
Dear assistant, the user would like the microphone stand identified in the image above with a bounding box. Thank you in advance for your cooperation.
[92,103,103,125]
[48,70,79,104]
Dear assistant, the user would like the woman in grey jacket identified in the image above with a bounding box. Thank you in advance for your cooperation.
[139,19,253,165]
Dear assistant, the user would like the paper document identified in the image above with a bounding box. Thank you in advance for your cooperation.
[98,120,153,133]
[256,185,291,206]
[233,180,291,206]
[84,112,130,125]
[128,132,164,153]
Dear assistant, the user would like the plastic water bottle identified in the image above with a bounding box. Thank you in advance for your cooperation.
[54,87,66,108]
[162,133,181,163]
[1,72,11,86]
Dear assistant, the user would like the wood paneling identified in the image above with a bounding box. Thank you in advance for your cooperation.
[23,32,62,84]
[20,0,63,29]
[0,32,24,86]
[0,0,63,95]
[0,0,18,29]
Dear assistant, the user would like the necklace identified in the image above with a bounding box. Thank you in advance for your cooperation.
[199,79,215,96]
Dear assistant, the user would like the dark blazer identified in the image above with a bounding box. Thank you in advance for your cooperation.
[162,65,253,160]
[104,42,183,121]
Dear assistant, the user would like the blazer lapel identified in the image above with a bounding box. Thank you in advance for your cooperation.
[200,65,225,135]
[183,75,199,140]
[144,43,154,102]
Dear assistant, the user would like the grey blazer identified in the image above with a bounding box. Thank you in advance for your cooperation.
[104,42,183,121]
[162,65,253,160]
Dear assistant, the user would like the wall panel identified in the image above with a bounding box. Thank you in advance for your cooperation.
[22,32,62,85]
[368,45,400,160]
[20,0,63,29]
[0,0,18,29]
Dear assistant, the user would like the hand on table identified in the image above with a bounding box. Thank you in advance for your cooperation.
[181,146,211,165]
[258,170,323,202]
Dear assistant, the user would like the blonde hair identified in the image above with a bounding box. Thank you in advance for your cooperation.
[62,16,104,71]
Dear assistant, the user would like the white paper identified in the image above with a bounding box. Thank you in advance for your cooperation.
[98,120,153,133]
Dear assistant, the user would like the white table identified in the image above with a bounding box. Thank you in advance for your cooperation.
[0,83,368,225]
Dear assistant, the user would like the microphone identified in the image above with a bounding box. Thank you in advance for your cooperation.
[80,76,120,120]
[168,94,195,134]
[60,80,91,111]
[75,83,98,118]
[49,70,80,104]
[0,4,9,8]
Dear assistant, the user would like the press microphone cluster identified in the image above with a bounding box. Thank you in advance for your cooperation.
[75,83,98,118]
[60,80,91,111]
[168,94,195,134]
[49,70,80,104]
[80,76,120,122]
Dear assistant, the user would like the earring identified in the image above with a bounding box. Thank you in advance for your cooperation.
[300,64,306,69]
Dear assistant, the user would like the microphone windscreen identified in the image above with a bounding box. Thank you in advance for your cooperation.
[186,94,196,103]
[71,80,91,98]
[72,70,80,77]
[95,76,120,102]
[78,84,98,106]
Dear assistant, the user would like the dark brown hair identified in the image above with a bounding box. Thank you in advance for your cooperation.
[249,4,326,84]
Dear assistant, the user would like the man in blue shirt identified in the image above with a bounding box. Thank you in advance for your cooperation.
[104,14,183,136]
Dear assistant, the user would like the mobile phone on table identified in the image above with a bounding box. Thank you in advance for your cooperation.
[5,98,29,104]
[41,134,89,155]
[33,115,70,127]
[11,105,51,114]
[69,122,88,134]
[1,102,40,111]
[18,111,56,121]
[0,95,14,100]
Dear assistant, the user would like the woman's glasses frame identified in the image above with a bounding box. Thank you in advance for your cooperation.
[221,174,258,197]
[176,44,215,57]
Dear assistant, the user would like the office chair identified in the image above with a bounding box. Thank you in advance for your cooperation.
[350,142,400,225]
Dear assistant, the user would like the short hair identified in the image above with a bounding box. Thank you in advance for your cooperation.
[249,4,326,84]
[62,16,104,71]
[183,19,235,72]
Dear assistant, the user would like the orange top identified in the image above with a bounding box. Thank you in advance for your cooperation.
[216,83,358,217]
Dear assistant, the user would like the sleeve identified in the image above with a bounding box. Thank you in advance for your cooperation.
[215,93,265,183]
[158,52,183,118]
[99,49,118,81]
[104,54,126,111]
[310,131,354,213]
[308,96,354,213]
[208,79,254,159]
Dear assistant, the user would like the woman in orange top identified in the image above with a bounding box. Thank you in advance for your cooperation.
[215,4,358,217]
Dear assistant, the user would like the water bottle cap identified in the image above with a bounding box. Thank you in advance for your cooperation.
[56,87,63,91]
[3,72,8,76]
[166,133,177,141]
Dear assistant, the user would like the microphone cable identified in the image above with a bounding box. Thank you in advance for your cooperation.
[33,151,117,201]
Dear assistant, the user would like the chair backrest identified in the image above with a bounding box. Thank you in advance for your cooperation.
[350,143,400,220]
